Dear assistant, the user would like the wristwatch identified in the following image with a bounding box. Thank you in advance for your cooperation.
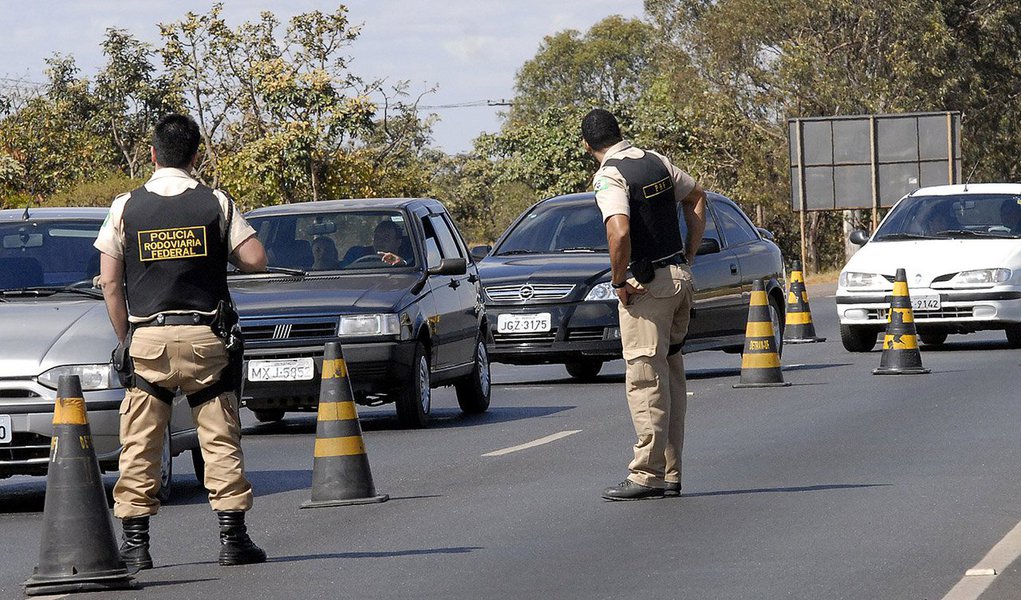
[611,281,628,289]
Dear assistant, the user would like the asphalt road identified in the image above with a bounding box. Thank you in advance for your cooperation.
[3,287,1021,599]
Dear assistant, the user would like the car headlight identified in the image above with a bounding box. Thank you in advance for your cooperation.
[38,364,121,391]
[949,268,1011,285]
[339,314,400,336]
[839,271,883,289]
[584,282,616,301]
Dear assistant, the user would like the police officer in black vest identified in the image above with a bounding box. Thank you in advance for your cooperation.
[95,114,268,569]
[582,109,707,500]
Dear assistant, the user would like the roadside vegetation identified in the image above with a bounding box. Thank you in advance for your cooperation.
[2,1,1018,271]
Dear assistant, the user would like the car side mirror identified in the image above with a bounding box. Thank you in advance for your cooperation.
[428,257,467,276]
[696,238,721,256]
[470,245,491,261]
[849,229,870,246]
[756,227,775,242]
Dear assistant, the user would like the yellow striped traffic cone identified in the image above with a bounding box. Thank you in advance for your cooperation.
[301,342,388,508]
[783,261,826,343]
[874,268,930,375]
[734,279,791,388]
[24,375,136,596]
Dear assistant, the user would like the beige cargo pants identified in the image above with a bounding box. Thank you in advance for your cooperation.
[618,264,695,489]
[113,325,254,518]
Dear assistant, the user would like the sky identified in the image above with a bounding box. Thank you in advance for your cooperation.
[0,0,645,154]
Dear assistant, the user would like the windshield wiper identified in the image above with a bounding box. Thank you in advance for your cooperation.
[560,246,604,253]
[1,286,103,299]
[873,232,938,241]
[934,229,1015,239]
[497,250,541,256]
[229,266,307,277]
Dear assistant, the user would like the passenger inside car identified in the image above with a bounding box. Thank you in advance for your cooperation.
[311,236,341,270]
[920,202,961,235]
[1000,198,1021,234]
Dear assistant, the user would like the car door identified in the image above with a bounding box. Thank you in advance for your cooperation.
[713,199,774,320]
[680,198,746,341]
[421,214,474,370]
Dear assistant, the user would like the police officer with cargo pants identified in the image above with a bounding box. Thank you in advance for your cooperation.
[581,109,707,500]
[95,114,269,569]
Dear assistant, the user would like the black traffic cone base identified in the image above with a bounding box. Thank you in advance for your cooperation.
[25,572,139,596]
[301,493,389,509]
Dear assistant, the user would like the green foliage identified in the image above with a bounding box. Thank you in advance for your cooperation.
[47,172,146,208]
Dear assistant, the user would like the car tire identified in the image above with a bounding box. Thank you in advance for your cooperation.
[191,447,206,485]
[1006,324,1021,348]
[455,336,491,414]
[396,341,431,428]
[565,360,603,381]
[919,332,948,346]
[155,426,173,504]
[768,292,786,359]
[840,324,878,352]
[253,409,285,423]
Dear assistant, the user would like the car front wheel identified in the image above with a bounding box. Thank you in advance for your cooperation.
[840,324,878,352]
[253,409,285,423]
[155,426,173,503]
[396,341,431,428]
[1006,324,1021,348]
[919,332,948,346]
[565,360,603,381]
[455,337,491,414]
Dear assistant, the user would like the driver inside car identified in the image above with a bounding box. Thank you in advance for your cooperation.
[341,220,407,266]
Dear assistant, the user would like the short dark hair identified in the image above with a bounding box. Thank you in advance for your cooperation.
[152,114,201,169]
[581,109,623,151]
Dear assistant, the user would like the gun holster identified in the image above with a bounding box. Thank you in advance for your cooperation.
[213,300,245,399]
[630,257,656,284]
[111,333,135,389]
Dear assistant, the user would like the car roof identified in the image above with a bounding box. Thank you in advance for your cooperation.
[0,207,109,222]
[910,183,1021,196]
[246,198,445,217]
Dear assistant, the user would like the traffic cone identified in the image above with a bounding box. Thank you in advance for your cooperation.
[23,375,135,596]
[783,261,826,343]
[301,342,388,508]
[874,268,930,375]
[734,279,791,388]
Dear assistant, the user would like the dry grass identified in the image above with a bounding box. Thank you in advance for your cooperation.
[803,268,841,285]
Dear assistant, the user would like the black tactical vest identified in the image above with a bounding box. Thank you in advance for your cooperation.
[603,151,684,262]
[122,185,230,318]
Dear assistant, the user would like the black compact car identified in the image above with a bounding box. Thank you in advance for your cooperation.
[231,198,490,428]
[476,192,786,379]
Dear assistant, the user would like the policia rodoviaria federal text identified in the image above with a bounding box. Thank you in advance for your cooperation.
[96,114,269,570]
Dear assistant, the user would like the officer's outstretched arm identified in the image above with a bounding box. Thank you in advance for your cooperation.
[231,235,268,272]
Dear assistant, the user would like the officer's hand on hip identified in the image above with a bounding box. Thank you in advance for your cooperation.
[617,283,646,306]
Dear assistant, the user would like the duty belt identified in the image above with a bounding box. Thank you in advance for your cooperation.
[136,313,216,327]
[652,253,687,268]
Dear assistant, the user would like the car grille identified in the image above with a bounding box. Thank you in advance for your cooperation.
[0,432,51,463]
[242,320,338,342]
[493,329,558,347]
[567,327,606,341]
[485,284,576,303]
[868,306,975,320]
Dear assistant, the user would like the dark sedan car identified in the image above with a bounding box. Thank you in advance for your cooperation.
[231,198,490,428]
[476,192,786,379]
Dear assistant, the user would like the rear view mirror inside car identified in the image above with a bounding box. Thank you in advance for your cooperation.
[310,221,337,235]
[3,232,43,249]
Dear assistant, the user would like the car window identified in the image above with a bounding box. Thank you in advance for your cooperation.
[713,201,759,246]
[875,193,1021,240]
[427,215,465,260]
[495,201,607,255]
[248,210,417,270]
[0,219,102,289]
[679,201,721,250]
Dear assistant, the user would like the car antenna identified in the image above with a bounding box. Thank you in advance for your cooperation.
[22,203,30,220]
[962,150,988,192]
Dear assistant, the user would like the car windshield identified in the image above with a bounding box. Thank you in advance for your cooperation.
[0,219,103,291]
[248,209,418,271]
[495,201,609,255]
[874,193,1021,241]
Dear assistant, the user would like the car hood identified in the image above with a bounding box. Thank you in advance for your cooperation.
[229,272,419,316]
[478,254,611,291]
[842,239,1021,285]
[0,299,115,378]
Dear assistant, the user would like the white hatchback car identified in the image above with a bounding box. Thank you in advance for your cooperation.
[836,183,1021,352]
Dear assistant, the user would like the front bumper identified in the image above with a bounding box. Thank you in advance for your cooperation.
[0,381,123,477]
[242,339,417,410]
[486,301,623,365]
[835,287,1021,332]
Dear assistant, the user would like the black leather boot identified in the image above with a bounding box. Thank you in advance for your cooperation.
[120,516,153,572]
[217,511,267,566]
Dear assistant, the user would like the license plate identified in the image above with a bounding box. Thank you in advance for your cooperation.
[912,294,941,311]
[497,313,552,333]
[247,358,315,382]
[0,415,10,444]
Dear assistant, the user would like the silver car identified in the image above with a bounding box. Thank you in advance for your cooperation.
[0,207,200,499]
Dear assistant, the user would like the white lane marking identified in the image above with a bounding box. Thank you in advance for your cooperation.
[482,430,581,457]
[941,519,1021,600]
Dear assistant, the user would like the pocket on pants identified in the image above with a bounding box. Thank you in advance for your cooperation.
[119,396,133,415]
[626,357,657,390]
[129,338,171,383]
